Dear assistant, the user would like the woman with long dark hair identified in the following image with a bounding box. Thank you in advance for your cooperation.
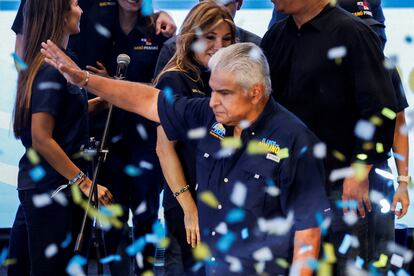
[10,0,112,274]
[154,2,236,274]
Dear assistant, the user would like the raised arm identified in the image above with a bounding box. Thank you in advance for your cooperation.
[41,40,160,123]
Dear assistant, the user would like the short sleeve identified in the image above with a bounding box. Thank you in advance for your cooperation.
[391,68,409,112]
[31,66,66,118]
[12,0,26,34]
[157,90,213,141]
[279,130,331,230]
[155,72,188,97]
[153,38,176,78]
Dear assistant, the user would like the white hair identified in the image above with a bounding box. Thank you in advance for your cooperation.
[208,42,272,96]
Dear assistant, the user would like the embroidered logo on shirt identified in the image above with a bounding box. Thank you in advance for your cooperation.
[353,1,373,17]
[266,153,281,163]
[99,1,116,7]
[210,123,225,140]
[259,138,280,154]
[134,38,159,51]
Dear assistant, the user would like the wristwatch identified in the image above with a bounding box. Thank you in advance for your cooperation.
[397,175,411,183]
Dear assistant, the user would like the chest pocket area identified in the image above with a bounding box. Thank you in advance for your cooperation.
[237,156,279,218]
[195,146,215,185]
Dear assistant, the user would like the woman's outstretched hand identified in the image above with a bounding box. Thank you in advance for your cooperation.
[41,40,85,86]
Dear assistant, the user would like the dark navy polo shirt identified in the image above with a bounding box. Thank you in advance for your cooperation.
[261,5,397,182]
[392,68,409,113]
[105,16,167,152]
[18,64,89,191]
[155,66,211,211]
[153,26,262,78]
[157,93,330,274]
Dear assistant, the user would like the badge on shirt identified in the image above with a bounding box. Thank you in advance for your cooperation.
[99,1,116,7]
[266,153,280,163]
[259,138,280,155]
[134,38,159,51]
[209,122,225,140]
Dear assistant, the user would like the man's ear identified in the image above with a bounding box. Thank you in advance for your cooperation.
[249,83,265,104]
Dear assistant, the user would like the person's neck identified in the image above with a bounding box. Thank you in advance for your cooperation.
[62,35,69,50]
[233,97,269,137]
[119,8,138,35]
[293,0,330,29]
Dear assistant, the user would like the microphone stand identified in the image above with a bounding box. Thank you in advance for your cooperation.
[74,72,127,275]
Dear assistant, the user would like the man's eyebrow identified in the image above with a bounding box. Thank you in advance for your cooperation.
[214,89,233,93]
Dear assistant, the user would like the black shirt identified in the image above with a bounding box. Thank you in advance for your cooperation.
[153,26,262,78]
[18,64,89,191]
[261,5,397,181]
[155,65,211,211]
[157,92,330,274]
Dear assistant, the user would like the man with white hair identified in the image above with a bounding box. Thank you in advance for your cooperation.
[42,41,330,275]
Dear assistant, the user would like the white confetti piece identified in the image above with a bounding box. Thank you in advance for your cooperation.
[343,211,358,226]
[215,222,228,235]
[298,244,313,255]
[135,201,147,215]
[327,46,347,60]
[329,167,354,182]
[390,254,404,268]
[230,182,247,207]
[387,242,413,263]
[374,168,395,180]
[136,124,148,140]
[53,192,68,206]
[258,212,293,235]
[354,120,375,140]
[265,185,280,197]
[95,23,111,38]
[225,255,242,272]
[136,252,144,269]
[191,40,207,54]
[187,127,207,139]
[380,199,391,213]
[370,190,384,204]
[139,160,153,170]
[37,82,62,90]
[238,120,251,130]
[253,247,273,262]
[45,243,58,258]
[33,193,52,208]
[249,47,261,60]
[313,142,327,159]
[383,55,398,70]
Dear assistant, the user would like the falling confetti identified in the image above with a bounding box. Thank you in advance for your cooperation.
[313,142,327,159]
[66,255,87,276]
[29,165,46,181]
[225,208,245,224]
[53,192,68,206]
[323,243,336,263]
[404,35,413,44]
[253,247,273,262]
[126,237,146,256]
[390,254,404,268]
[230,182,247,207]
[199,191,219,209]
[11,52,28,71]
[124,164,142,177]
[135,201,147,215]
[376,143,384,153]
[95,23,111,38]
[187,127,207,139]
[338,234,353,255]
[225,255,242,272]
[33,193,52,208]
[354,120,375,140]
[45,243,58,258]
[409,68,414,93]
[61,233,72,249]
[163,86,174,103]
[141,0,153,16]
[139,160,153,170]
[329,167,354,182]
[247,140,268,154]
[27,148,40,164]
[343,211,358,226]
[373,254,388,268]
[215,222,228,234]
[241,228,249,239]
[100,254,122,264]
[381,107,396,120]
[221,137,242,149]
[37,82,62,90]
[257,212,294,235]
[374,168,394,180]
[327,46,347,60]
[136,124,148,140]
[216,232,236,253]
[191,40,207,54]
[249,47,262,60]
[193,243,211,260]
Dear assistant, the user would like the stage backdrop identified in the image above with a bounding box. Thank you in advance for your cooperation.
[0,0,413,228]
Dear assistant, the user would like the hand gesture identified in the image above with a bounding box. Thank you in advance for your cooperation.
[86,61,109,78]
[391,183,410,219]
[155,11,177,38]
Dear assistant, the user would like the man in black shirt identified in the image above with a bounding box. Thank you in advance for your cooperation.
[261,0,397,273]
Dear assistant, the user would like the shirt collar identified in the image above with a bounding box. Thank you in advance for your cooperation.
[286,3,334,32]
[242,97,279,137]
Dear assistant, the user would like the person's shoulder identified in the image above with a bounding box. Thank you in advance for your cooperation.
[261,17,289,46]
[236,27,261,45]
[33,64,66,89]
[328,6,372,34]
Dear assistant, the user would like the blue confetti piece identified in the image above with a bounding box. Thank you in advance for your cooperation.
[61,233,72,249]
[265,178,275,187]
[336,200,358,210]
[315,212,328,236]
[225,208,245,224]
[405,35,413,44]
[66,254,87,274]
[29,165,46,182]
[299,146,308,156]
[141,0,153,16]
[307,258,319,270]
[338,234,352,255]
[11,52,28,71]
[124,165,142,177]
[355,256,364,268]
[216,232,236,253]
[0,247,8,264]
[125,237,146,256]
[152,221,166,239]
[388,271,396,276]
[99,254,122,264]
[191,262,204,272]
[145,234,158,244]
[241,228,249,239]
[396,269,410,276]
[163,87,174,103]
[392,152,405,161]
[99,206,113,217]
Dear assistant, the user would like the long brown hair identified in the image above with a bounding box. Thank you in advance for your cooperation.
[154,1,236,85]
[13,0,72,137]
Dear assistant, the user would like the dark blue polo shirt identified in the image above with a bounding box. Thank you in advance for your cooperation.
[105,16,167,152]
[155,65,211,211]
[18,63,89,191]
[157,92,330,274]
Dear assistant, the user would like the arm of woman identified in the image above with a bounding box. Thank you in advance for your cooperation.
[88,97,108,114]
[391,111,410,218]
[31,112,113,205]
[156,126,200,247]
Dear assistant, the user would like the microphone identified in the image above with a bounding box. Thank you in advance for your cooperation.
[115,54,131,80]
